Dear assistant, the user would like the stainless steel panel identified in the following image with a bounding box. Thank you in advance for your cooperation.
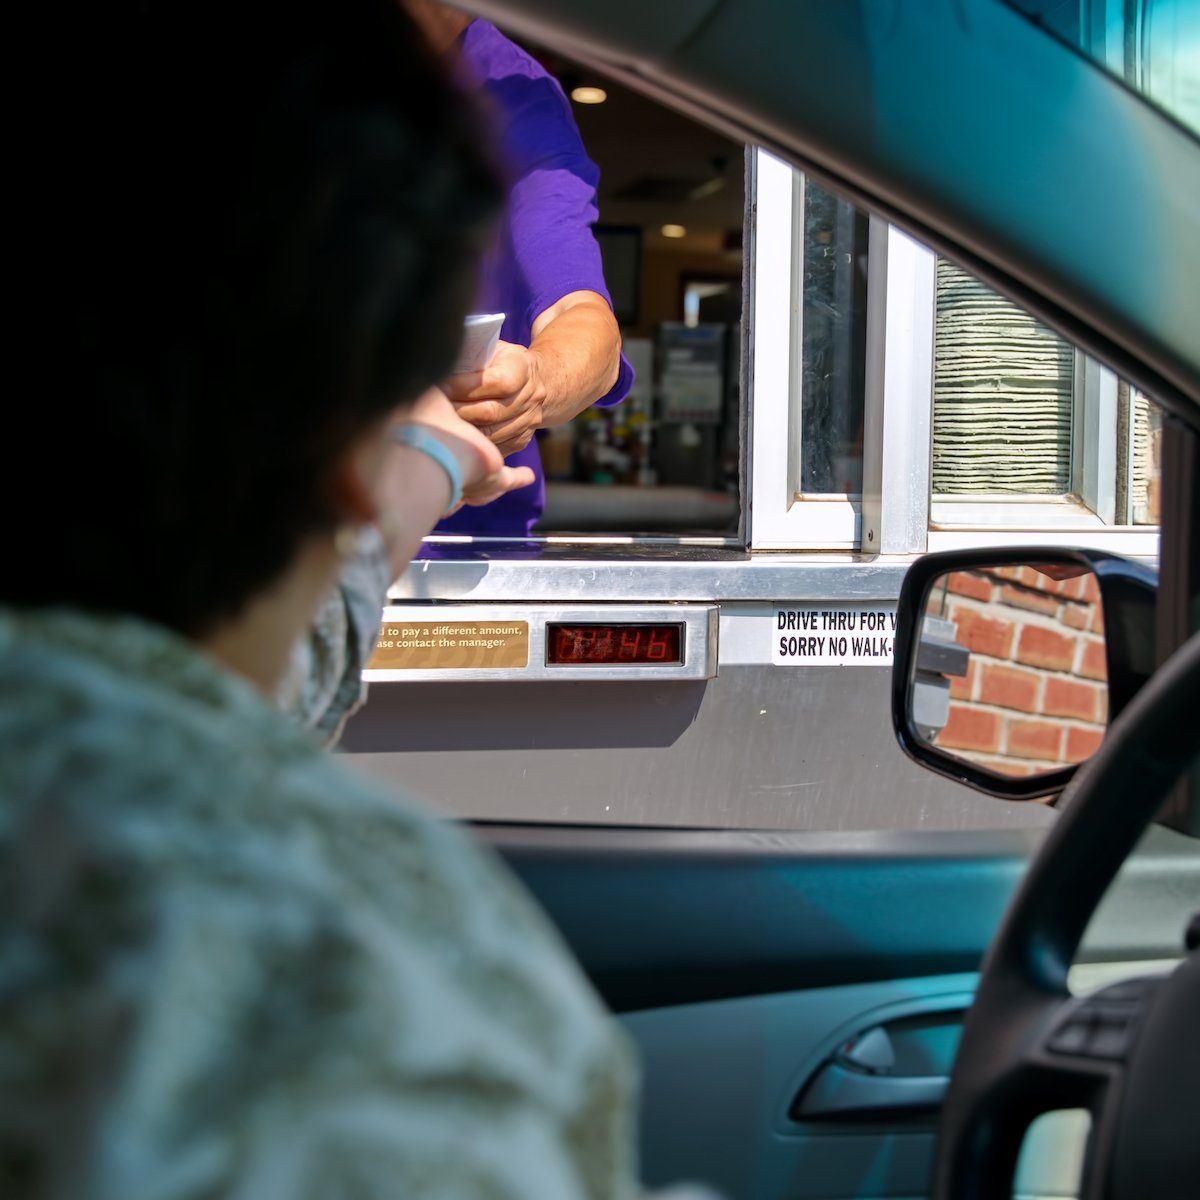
[363,604,717,682]
[339,663,1058,832]
[395,551,914,603]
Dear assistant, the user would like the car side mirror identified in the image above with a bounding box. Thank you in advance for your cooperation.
[892,548,1156,800]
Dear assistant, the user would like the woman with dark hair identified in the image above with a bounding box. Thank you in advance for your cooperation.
[0,3,714,1195]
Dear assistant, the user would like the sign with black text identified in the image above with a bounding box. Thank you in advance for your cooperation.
[772,604,897,666]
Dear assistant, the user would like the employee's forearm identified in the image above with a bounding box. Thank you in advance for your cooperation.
[530,296,621,426]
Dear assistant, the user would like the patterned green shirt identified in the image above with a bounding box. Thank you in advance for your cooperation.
[0,607,650,1198]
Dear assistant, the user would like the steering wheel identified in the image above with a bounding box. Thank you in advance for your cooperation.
[933,630,1200,1200]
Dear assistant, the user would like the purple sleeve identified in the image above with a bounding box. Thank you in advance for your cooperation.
[488,72,632,407]
[496,79,607,324]
[594,351,633,409]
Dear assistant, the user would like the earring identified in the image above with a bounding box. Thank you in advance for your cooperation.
[333,523,360,560]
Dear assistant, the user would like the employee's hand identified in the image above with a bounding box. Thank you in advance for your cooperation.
[443,340,547,458]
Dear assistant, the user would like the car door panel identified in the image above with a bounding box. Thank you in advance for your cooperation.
[623,977,1106,1199]
[479,823,1198,1197]
[482,826,1035,1011]
[622,975,972,1199]
[481,824,1193,1011]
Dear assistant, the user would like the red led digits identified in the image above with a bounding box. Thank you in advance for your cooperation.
[547,624,682,665]
[619,628,641,658]
[647,628,673,660]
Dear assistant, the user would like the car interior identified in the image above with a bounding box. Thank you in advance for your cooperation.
[413,3,1200,1198]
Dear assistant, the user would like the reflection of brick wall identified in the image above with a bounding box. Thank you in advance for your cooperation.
[928,568,1107,778]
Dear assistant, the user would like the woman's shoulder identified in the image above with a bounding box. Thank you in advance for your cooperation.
[0,609,453,948]
[0,607,449,886]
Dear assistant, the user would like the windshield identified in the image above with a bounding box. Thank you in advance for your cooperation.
[1006,0,1199,138]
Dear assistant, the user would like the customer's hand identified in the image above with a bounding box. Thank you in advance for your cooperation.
[371,389,534,577]
[442,340,546,457]
[403,387,535,511]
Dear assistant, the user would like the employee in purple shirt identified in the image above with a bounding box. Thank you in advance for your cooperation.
[406,3,634,536]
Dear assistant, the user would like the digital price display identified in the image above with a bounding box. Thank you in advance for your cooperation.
[547,623,683,666]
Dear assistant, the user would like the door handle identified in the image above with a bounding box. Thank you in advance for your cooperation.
[792,1062,948,1118]
[791,1022,952,1119]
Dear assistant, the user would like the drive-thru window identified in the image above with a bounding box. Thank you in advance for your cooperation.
[340,28,1164,833]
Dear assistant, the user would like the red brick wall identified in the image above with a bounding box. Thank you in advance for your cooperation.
[925,567,1107,778]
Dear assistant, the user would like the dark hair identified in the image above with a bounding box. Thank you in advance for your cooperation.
[11,1,501,635]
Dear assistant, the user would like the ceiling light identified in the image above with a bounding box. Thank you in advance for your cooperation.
[570,86,607,105]
[687,178,727,201]
[661,224,687,239]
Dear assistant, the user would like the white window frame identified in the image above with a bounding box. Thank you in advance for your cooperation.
[742,148,1161,559]
[916,252,1160,556]
[859,218,934,556]
[748,148,860,549]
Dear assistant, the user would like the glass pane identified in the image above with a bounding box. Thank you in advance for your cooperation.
[1005,0,1200,139]
[933,260,1074,495]
[931,261,1163,527]
[1128,387,1163,524]
[922,565,1108,778]
[799,181,869,495]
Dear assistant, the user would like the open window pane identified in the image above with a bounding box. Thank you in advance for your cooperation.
[419,28,746,549]
[532,56,746,538]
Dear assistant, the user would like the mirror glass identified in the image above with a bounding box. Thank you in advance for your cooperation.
[911,564,1108,782]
